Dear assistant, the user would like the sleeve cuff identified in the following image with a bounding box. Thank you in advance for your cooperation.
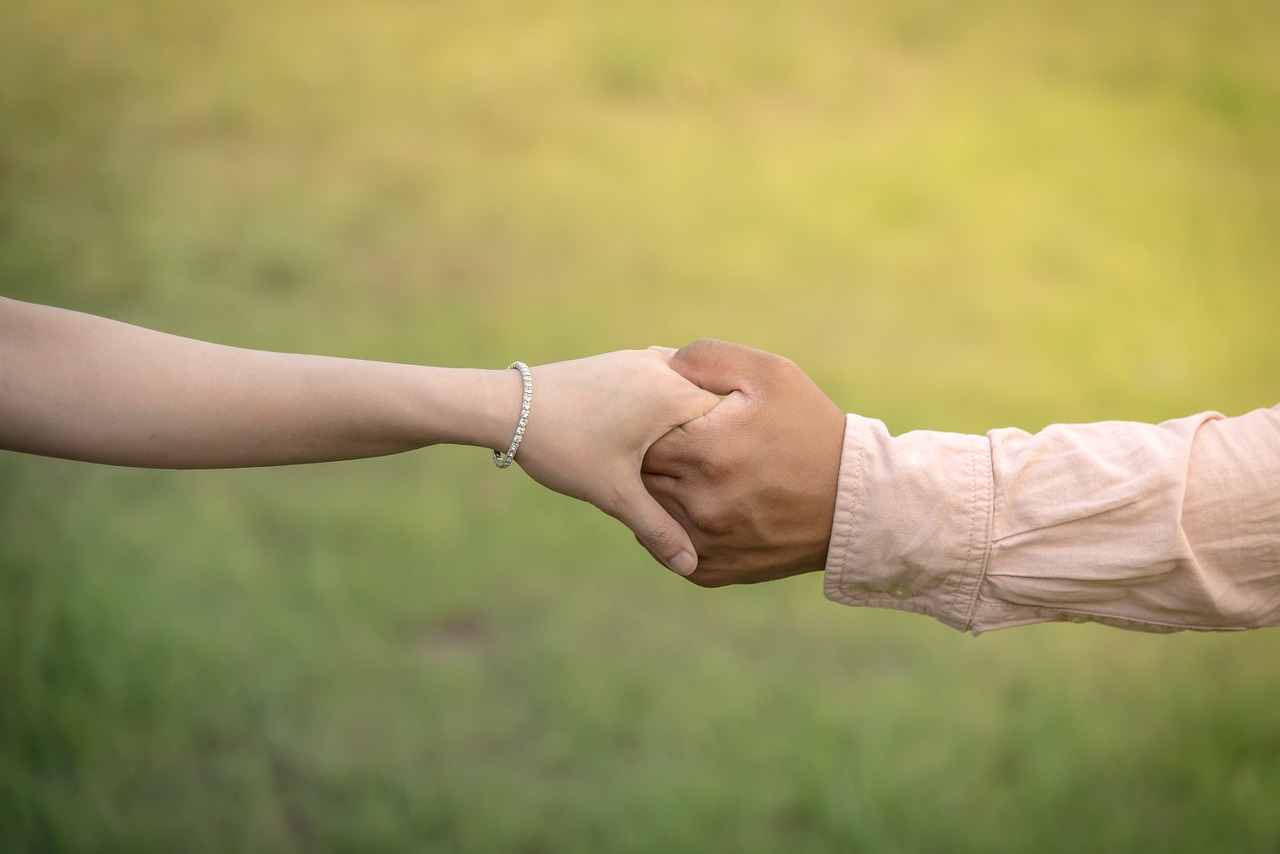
[823,414,995,633]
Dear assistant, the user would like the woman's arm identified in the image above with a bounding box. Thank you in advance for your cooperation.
[0,298,520,468]
[0,297,715,574]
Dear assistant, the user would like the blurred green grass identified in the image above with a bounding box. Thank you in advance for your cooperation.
[2,0,1279,851]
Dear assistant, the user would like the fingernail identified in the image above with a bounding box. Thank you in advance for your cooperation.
[667,551,697,577]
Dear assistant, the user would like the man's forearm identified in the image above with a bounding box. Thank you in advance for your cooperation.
[824,405,1280,634]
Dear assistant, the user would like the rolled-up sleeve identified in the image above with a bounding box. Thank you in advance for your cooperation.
[823,405,1280,634]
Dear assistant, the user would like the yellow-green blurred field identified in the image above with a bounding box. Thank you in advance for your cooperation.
[3,1,1279,850]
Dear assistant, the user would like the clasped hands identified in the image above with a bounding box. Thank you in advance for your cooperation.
[518,340,846,586]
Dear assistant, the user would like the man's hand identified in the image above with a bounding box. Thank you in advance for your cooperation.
[514,350,719,577]
[641,339,846,586]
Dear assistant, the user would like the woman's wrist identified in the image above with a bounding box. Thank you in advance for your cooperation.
[475,365,529,456]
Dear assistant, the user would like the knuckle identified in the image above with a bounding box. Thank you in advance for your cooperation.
[690,503,736,538]
[682,338,730,367]
[640,523,678,555]
[690,451,733,484]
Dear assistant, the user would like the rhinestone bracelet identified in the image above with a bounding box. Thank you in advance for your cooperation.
[493,361,532,468]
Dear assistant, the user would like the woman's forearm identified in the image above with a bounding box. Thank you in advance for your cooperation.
[0,297,520,468]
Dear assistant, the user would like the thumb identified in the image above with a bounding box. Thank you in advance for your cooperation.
[668,338,774,397]
[609,482,699,577]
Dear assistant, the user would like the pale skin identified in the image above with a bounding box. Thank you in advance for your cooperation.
[0,297,718,575]
[642,339,847,586]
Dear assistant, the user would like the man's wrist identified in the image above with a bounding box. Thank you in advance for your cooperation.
[823,414,993,632]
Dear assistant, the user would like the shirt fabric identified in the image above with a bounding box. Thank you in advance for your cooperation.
[822,405,1280,634]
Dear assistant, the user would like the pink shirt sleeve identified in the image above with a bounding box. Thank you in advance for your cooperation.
[822,405,1280,634]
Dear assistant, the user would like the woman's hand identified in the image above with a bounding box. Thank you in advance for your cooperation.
[509,349,719,576]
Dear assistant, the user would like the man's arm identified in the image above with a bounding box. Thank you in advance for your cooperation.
[643,339,1280,633]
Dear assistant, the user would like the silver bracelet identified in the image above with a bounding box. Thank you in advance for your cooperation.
[493,361,532,469]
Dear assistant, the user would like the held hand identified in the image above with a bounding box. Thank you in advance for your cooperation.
[641,339,846,586]
[512,349,719,576]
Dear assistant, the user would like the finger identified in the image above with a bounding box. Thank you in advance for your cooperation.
[668,338,776,397]
[639,471,695,546]
[610,482,699,577]
[646,345,677,359]
[642,423,698,476]
[640,469,682,505]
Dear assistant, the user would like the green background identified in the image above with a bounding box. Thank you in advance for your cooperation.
[2,1,1278,850]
